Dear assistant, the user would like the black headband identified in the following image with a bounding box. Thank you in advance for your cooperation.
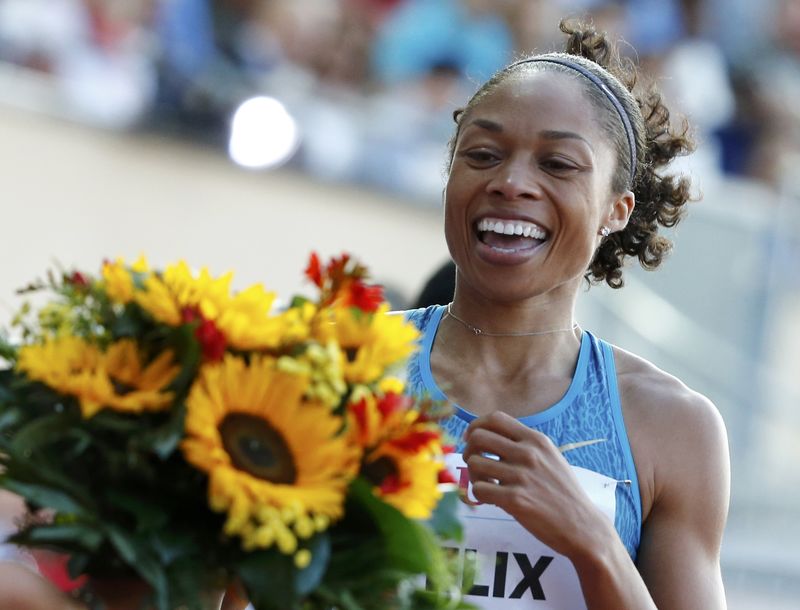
[510,56,637,185]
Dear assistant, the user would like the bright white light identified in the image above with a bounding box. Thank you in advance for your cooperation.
[228,96,300,169]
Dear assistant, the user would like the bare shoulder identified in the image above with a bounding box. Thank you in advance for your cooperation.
[611,345,729,519]
[611,344,726,438]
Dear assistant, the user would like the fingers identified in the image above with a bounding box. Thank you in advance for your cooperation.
[465,453,518,486]
[464,414,556,465]
[471,479,516,507]
[465,411,526,443]
[462,427,520,463]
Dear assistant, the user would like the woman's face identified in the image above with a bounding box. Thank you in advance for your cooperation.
[444,70,623,304]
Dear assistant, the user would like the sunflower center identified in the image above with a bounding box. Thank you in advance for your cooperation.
[362,455,398,487]
[344,347,359,362]
[219,413,297,484]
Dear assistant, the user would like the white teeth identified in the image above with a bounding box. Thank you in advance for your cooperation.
[476,218,548,240]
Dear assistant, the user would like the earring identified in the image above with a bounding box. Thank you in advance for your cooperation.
[599,226,610,238]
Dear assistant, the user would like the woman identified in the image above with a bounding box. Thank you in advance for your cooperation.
[405,21,730,610]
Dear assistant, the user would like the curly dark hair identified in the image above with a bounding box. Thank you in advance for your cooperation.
[446,20,695,288]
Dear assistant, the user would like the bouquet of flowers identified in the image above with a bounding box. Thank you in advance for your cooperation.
[0,254,467,610]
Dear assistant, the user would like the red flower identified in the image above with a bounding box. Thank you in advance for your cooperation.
[325,253,351,281]
[195,318,227,361]
[349,398,370,445]
[65,271,89,288]
[438,469,457,485]
[346,279,384,313]
[181,306,198,323]
[304,252,323,288]
[182,306,226,361]
[389,430,441,453]
[376,392,411,420]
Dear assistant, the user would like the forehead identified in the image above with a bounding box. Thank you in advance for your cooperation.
[464,70,605,142]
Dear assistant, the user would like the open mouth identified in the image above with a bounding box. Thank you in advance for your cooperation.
[475,217,548,253]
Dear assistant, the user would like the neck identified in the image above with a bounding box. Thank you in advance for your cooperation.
[439,287,582,378]
[446,302,578,337]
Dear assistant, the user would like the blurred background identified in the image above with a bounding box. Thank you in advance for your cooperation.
[0,0,798,607]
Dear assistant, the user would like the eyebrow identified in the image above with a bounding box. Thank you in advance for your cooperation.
[540,129,594,151]
[467,119,594,151]
[469,118,503,132]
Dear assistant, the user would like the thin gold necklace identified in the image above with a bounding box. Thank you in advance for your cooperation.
[445,302,578,337]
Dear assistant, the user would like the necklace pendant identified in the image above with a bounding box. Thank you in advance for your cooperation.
[473,327,482,335]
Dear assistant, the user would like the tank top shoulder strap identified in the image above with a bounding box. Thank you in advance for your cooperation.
[589,334,643,534]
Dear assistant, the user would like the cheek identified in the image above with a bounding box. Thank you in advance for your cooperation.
[443,200,466,258]
[443,183,469,239]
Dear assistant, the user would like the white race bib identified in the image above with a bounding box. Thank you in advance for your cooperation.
[444,453,618,609]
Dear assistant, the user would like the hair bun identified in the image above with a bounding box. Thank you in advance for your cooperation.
[560,20,612,68]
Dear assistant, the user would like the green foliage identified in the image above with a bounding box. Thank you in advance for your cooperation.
[426,491,463,544]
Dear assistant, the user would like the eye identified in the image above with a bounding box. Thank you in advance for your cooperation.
[460,149,500,166]
[540,157,579,173]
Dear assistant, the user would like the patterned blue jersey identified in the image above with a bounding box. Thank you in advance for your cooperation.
[405,305,642,560]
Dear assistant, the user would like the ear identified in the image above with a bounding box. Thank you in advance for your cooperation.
[604,190,635,233]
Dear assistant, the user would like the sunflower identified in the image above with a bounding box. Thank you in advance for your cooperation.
[181,355,360,560]
[16,335,102,395]
[214,285,296,350]
[16,337,179,419]
[133,261,229,326]
[316,304,419,385]
[133,262,299,351]
[85,339,180,418]
[101,256,149,304]
[362,446,443,519]
[348,389,447,519]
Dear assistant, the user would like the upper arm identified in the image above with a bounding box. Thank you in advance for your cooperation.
[635,390,730,609]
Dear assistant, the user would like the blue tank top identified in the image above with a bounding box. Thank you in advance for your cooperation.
[404,305,642,560]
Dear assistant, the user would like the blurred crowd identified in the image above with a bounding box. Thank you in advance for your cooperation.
[0,0,798,200]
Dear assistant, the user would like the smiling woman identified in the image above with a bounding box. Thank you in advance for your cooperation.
[404,19,730,610]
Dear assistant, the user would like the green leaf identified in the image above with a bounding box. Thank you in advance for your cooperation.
[135,403,186,459]
[88,410,141,434]
[149,529,200,565]
[0,369,18,403]
[106,526,169,610]
[426,491,463,542]
[289,295,311,309]
[23,522,104,551]
[104,490,169,533]
[166,326,201,394]
[347,478,430,574]
[63,428,92,458]
[67,552,90,579]
[165,558,211,610]
[1,479,88,515]
[111,306,141,338]
[10,412,77,452]
[0,335,17,361]
[1,446,95,506]
[0,407,24,432]
[238,549,296,610]
[295,533,331,596]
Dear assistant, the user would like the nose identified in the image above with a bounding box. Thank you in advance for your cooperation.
[485,159,542,201]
